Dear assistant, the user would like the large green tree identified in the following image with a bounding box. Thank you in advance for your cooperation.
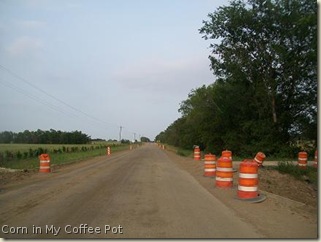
[156,0,317,157]
[198,0,317,147]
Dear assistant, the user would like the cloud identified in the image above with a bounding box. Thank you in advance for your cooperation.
[6,36,43,57]
[113,57,214,95]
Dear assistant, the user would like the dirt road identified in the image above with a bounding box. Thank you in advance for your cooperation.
[0,143,317,239]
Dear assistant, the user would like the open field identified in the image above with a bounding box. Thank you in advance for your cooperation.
[0,141,117,152]
[0,142,138,170]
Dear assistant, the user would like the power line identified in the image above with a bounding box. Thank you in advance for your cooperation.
[0,78,78,119]
[0,64,119,129]
[0,64,143,139]
[0,78,119,136]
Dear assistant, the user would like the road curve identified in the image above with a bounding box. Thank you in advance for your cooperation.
[0,143,264,238]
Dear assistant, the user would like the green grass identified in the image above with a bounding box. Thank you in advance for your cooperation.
[0,142,130,170]
[176,148,193,157]
[0,141,117,153]
[274,161,318,186]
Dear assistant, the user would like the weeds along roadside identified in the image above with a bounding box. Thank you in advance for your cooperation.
[0,142,132,170]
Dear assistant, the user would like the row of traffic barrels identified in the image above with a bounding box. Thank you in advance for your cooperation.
[157,143,166,150]
[196,146,318,169]
[202,150,264,201]
[196,147,318,202]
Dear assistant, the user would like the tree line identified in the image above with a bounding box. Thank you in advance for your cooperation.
[0,129,91,144]
[156,0,317,158]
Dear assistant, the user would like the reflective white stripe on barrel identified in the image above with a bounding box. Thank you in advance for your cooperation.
[254,157,262,163]
[205,168,216,172]
[216,177,233,181]
[239,173,258,179]
[238,185,258,192]
[216,167,233,172]
[298,158,307,161]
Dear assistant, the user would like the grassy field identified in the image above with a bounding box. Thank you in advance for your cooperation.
[0,142,135,170]
[0,141,116,152]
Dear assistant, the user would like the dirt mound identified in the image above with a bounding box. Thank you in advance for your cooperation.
[258,168,317,207]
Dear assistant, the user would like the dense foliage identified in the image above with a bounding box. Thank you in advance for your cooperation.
[0,129,91,144]
[140,136,151,142]
[155,0,317,158]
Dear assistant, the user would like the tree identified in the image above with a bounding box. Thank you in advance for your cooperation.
[140,136,151,142]
[199,0,317,149]
[0,129,91,144]
[0,131,14,143]
[156,0,317,157]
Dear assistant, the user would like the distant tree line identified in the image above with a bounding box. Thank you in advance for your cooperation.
[140,136,151,142]
[0,129,91,144]
[156,0,317,158]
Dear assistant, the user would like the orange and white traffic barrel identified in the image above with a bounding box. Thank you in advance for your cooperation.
[236,159,266,203]
[215,156,233,188]
[237,159,258,199]
[298,151,307,169]
[107,146,111,155]
[204,154,216,177]
[194,146,201,161]
[39,154,51,173]
[221,150,232,159]
[254,152,266,167]
[314,150,317,168]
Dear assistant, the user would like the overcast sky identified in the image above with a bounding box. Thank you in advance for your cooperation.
[0,0,227,141]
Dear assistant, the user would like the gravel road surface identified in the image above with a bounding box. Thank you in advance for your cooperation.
[0,143,317,239]
[0,143,264,239]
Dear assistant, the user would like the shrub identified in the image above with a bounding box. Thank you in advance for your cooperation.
[16,151,22,159]
[5,150,14,160]
[29,148,34,157]
[23,152,29,159]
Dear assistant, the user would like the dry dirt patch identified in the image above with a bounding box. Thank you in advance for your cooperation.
[164,150,318,238]
[258,168,317,207]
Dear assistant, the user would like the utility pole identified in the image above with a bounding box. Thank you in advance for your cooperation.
[133,133,136,142]
[119,126,123,142]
